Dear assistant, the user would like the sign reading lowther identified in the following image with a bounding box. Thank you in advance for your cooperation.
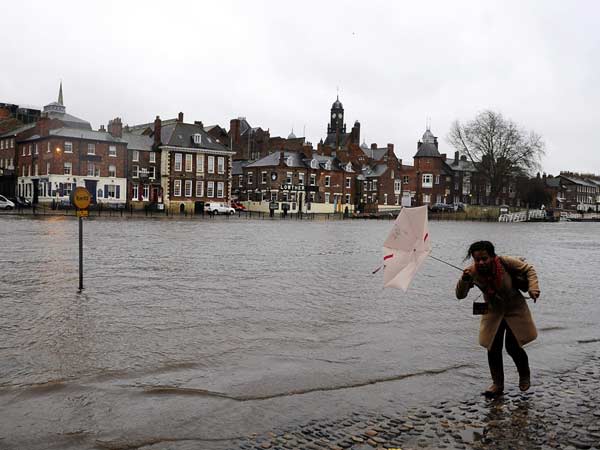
[71,186,91,291]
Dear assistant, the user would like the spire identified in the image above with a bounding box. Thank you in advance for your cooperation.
[58,81,64,106]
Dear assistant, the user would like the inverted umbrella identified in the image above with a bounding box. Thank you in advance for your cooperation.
[379,206,432,291]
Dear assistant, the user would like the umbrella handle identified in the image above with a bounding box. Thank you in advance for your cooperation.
[372,264,383,274]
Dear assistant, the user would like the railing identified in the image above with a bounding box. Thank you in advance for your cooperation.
[498,209,546,222]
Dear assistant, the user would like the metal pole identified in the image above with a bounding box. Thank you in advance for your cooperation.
[79,215,83,291]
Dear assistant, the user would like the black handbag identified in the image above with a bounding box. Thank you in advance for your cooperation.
[473,302,489,315]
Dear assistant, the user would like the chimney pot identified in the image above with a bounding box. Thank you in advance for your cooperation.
[178,112,184,122]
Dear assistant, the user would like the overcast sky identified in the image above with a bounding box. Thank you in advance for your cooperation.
[2,0,599,175]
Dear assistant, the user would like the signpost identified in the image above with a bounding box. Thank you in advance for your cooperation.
[72,187,91,291]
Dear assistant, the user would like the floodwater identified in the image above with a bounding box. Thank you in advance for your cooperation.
[0,215,599,450]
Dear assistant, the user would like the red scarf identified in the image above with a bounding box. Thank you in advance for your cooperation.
[478,256,504,298]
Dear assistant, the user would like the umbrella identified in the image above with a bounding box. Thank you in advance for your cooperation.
[380,206,432,291]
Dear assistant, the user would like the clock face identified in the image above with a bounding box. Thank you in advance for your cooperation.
[332,113,336,118]
[338,113,343,118]
[271,172,277,181]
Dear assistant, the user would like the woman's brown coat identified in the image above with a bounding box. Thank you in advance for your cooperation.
[456,256,540,350]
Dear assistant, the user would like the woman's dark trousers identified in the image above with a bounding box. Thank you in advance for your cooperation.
[487,319,530,387]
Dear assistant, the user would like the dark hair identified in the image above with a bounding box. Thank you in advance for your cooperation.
[465,241,496,260]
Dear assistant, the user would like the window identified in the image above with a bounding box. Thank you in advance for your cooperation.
[325,193,330,203]
[149,152,156,163]
[65,141,73,153]
[286,172,292,184]
[345,194,351,204]
[47,142,50,153]
[422,174,433,188]
[63,182,73,197]
[132,165,139,178]
[394,180,401,192]
[22,166,25,176]
[310,174,316,186]
[271,192,278,202]
[46,162,50,175]
[173,179,182,196]
[208,156,214,173]
[109,145,117,157]
[207,181,214,197]
[196,180,204,197]
[196,154,204,174]
[132,184,139,200]
[373,180,377,190]
[28,145,32,155]
[27,165,31,176]
[64,162,72,175]
[11,139,14,148]
[132,150,139,162]
[238,175,243,187]
[346,162,352,172]
[34,144,38,155]
[403,175,409,184]
[423,194,431,204]
[247,172,253,184]
[325,161,331,170]
[193,133,202,144]
[325,176,330,187]
[435,174,440,185]
[346,177,351,188]
[185,180,192,197]
[299,173,305,185]
[22,146,26,156]
[217,182,224,198]
[108,165,116,177]
[87,143,95,155]
[174,153,182,171]
[142,184,148,200]
[217,157,225,174]
[311,159,317,169]
[0,140,3,150]
[436,194,442,203]
[282,191,288,202]
[148,166,155,179]
[34,163,38,175]
[261,172,267,184]
[87,161,98,176]
[106,185,117,198]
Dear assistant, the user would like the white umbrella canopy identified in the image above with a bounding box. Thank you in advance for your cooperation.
[382,206,432,291]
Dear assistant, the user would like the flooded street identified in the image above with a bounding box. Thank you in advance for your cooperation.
[1,215,599,450]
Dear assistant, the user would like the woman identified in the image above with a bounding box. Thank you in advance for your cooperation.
[456,241,540,398]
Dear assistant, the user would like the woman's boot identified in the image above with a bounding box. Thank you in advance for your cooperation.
[518,365,531,391]
[484,361,504,398]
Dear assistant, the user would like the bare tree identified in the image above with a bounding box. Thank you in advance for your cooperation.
[448,110,544,201]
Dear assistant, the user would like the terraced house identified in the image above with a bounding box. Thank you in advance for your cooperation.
[134,113,235,214]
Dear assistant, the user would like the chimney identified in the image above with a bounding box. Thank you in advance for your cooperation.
[454,151,459,165]
[107,117,122,138]
[194,121,204,129]
[279,150,285,166]
[387,143,394,155]
[371,143,377,150]
[441,153,446,160]
[178,112,184,122]
[302,143,313,159]
[460,155,467,161]
[99,125,106,132]
[153,116,162,146]
[230,118,241,145]
[37,116,50,137]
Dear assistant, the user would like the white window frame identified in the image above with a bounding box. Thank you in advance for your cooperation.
[107,165,116,177]
[422,174,433,188]
[142,184,149,200]
[261,171,267,184]
[394,180,401,192]
[196,180,204,197]
[346,194,351,204]
[435,174,440,185]
[149,152,156,163]
[247,172,253,185]
[87,143,95,155]
[193,133,202,144]
[311,159,318,169]
[132,150,139,162]
[173,179,182,196]
[325,176,331,187]
[109,145,117,157]
[208,156,215,174]
[174,153,182,171]
[132,165,139,178]
[148,166,155,180]
[196,154,204,174]
[34,144,38,155]
[286,172,292,184]
[64,162,72,175]
[64,141,73,153]
[217,182,224,198]
[207,181,214,198]
[217,157,225,174]
[346,177,351,188]
[310,174,316,186]
[184,179,192,197]
[185,154,193,172]
[299,173,305,185]
[46,162,50,175]
[325,192,330,203]
[132,183,139,200]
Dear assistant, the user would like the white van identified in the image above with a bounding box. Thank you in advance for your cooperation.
[0,195,15,210]
[205,202,235,215]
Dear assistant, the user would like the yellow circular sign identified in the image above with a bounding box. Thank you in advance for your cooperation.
[73,187,91,209]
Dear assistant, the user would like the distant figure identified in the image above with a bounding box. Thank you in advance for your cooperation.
[456,241,540,398]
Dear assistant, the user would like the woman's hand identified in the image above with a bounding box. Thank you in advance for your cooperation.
[529,290,540,303]
[461,268,474,283]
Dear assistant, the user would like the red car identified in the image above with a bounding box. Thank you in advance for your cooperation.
[231,201,246,211]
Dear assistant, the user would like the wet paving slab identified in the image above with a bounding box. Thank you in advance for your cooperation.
[229,352,600,450]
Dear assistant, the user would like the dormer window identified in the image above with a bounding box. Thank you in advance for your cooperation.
[310,159,318,169]
[345,162,352,172]
[287,156,293,166]
[193,133,202,145]
[325,161,331,171]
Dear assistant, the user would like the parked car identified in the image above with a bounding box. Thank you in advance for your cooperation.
[0,194,15,210]
[231,201,246,211]
[428,203,454,212]
[9,196,32,208]
[205,202,235,215]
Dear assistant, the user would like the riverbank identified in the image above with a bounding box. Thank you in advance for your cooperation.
[229,345,600,450]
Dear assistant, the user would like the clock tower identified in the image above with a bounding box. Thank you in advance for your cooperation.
[327,96,346,135]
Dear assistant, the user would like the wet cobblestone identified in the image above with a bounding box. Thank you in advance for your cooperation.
[229,351,600,450]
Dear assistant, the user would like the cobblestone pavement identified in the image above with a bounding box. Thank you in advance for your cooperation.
[229,352,600,450]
